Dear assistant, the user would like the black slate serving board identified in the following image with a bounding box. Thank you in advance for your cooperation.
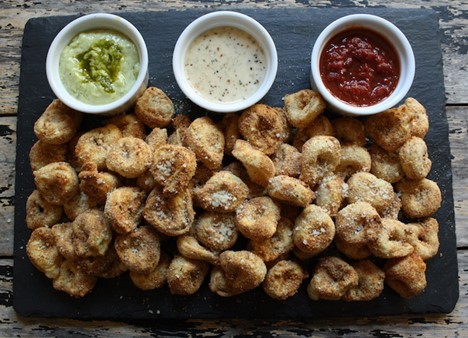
[13,8,459,320]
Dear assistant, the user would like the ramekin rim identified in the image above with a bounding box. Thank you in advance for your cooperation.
[310,13,415,116]
[172,10,278,113]
[46,13,149,114]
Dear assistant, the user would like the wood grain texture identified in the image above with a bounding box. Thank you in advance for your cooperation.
[0,0,466,335]
[448,106,468,248]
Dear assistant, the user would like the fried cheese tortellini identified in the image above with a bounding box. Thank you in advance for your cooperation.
[51,222,79,261]
[167,255,209,295]
[218,113,241,155]
[104,187,147,234]
[238,104,290,155]
[396,178,441,218]
[384,253,427,298]
[144,185,194,236]
[63,192,96,221]
[399,136,432,180]
[292,115,335,150]
[26,190,63,230]
[29,140,67,172]
[334,236,371,260]
[217,250,267,295]
[332,117,366,146]
[208,265,236,297]
[115,225,161,273]
[26,88,440,302]
[232,139,275,187]
[369,144,404,184]
[53,260,97,298]
[379,192,402,220]
[335,202,381,245]
[271,143,302,178]
[335,144,371,179]
[72,209,113,258]
[150,144,197,195]
[184,116,225,170]
[209,266,241,297]
[404,218,439,260]
[365,105,412,152]
[34,99,82,145]
[222,161,265,199]
[193,212,238,251]
[33,162,79,206]
[176,235,219,265]
[284,89,326,128]
[365,97,428,152]
[314,174,345,217]
[293,204,335,257]
[78,162,121,205]
[26,227,63,279]
[106,113,146,139]
[74,124,122,170]
[346,172,394,212]
[236,196,281,241]
[400,97,429,139]
[342,260,385,302]
[366,218,414,259]
[145,127,168,152]
[267,175,315,207]
[130,251,171,290]
[263,260,308,300]
[106,136,152,178]
[250,217,294,262]
[300,135,341,188]
[79,244,127,279]
[307,256,358,301]
[195,171,249,213]
[135,87,174,128]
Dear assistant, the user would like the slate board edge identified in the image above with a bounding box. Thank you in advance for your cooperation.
[13,8,459,320]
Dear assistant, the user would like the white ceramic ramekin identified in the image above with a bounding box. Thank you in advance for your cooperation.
[46,13,149,115]
[310,14,415,116]
[172,11,278,113]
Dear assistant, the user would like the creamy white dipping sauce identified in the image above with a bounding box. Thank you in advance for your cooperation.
[184,27,267,103]
[59,29,140,105]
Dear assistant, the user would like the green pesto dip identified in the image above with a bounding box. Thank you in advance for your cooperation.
[59,29,140,105]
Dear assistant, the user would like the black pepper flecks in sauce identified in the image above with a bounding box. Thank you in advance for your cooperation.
[184,27,267,103]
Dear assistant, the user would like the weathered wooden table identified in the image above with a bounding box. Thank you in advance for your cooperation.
[0,0,466,336]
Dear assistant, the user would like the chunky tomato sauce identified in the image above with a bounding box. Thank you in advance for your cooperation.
[319,27,400,106]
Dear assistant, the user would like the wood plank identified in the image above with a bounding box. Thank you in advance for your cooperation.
[0,0,467,118]
[0,117,17,257]
[448,106,468,248]
[0,204,14,257]
[0,0,466,334]
[377,2,468,105]
[0,118,16,199]
[0,251,466,335]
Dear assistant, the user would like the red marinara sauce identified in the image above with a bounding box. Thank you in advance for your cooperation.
[319,27,400,106]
